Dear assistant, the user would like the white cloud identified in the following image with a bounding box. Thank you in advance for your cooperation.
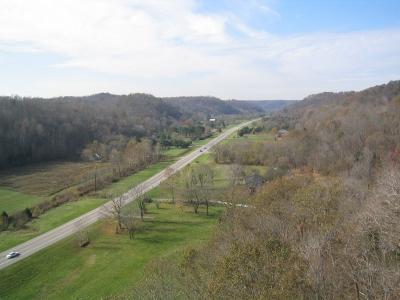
[0,0,399,99]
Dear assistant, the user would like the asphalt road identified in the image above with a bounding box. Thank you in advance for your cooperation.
[0,119,256,270]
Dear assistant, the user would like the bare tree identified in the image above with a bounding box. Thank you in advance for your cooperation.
[108,195,124,233]
[74,219,90,247]
[110,148,123,177]
[183,165,214,215]
[183,167,200,214]
[228,164,244,202]
[132,185,146,221]
[164,166,176,204]
[122,207,137,240]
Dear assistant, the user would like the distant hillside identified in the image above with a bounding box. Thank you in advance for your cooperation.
[228,100,296,112]
[0,93,183,168]
[0,91,296,168]
[277,80,400,128]
[164,97,296,117]
[163,96,242,117]
[266,80,400,176]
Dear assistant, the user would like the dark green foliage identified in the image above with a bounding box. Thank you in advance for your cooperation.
[1,211,9,229]
[237,126,252,136]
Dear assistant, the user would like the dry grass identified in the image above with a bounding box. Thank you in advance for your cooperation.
[0,161,110,197]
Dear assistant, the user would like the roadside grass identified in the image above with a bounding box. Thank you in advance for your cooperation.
[0,197,107,252]
[97,135,219,198]
[149,153,266,201]
[0,130,224,252]
[0,188,44,215]
[0,157,178,251]
[98,161,174,197]
[0,203,223,300]
[163,147,189,158]
[222,132,274,144]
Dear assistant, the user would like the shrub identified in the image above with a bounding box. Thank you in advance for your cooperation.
[143,195,152,203]
[1,211,9,230]
[11,209,32,229]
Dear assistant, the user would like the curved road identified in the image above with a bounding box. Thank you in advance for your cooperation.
[0,119,257,270]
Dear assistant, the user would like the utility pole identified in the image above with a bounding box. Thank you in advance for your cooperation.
[93,153,102,192]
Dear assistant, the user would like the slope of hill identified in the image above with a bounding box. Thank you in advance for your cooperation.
[228,99,296,112]
[163,96,243,116]
[0,93,183,168]
[277,80,400,131]
[163,97,296,117]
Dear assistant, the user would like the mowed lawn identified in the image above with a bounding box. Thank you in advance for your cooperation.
[0,203,223,300]
[0,197,107,252]
[0,188,44,215]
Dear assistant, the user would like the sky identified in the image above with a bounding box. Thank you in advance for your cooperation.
[0,0,399,100]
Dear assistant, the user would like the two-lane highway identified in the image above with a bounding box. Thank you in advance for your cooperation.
[0,119,257,270]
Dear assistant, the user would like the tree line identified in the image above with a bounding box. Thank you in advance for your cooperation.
[0,93,177,168]
[0,93,238,169]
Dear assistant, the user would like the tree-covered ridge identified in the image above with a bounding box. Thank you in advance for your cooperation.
[0,94,173,168]
[0,92,293,169]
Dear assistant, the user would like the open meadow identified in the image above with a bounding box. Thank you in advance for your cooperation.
[0,203,223,300]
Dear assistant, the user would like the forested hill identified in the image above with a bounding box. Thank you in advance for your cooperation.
[163,96,243,116]
[0,93,180,168]
[228,99,296,112]
[268,80,400,177]
[164,97,296,116]
[0,93,292,168]
[275,80,400,130]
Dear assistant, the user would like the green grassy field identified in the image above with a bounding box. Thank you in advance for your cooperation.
[97,135,220,198]
[0,197,107,252]
[148,152,266,200]
[222,132,274,144]
[0,203,222,300]
[0,130,226,252]
[0,188,44,215]
[98,161,174,197]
